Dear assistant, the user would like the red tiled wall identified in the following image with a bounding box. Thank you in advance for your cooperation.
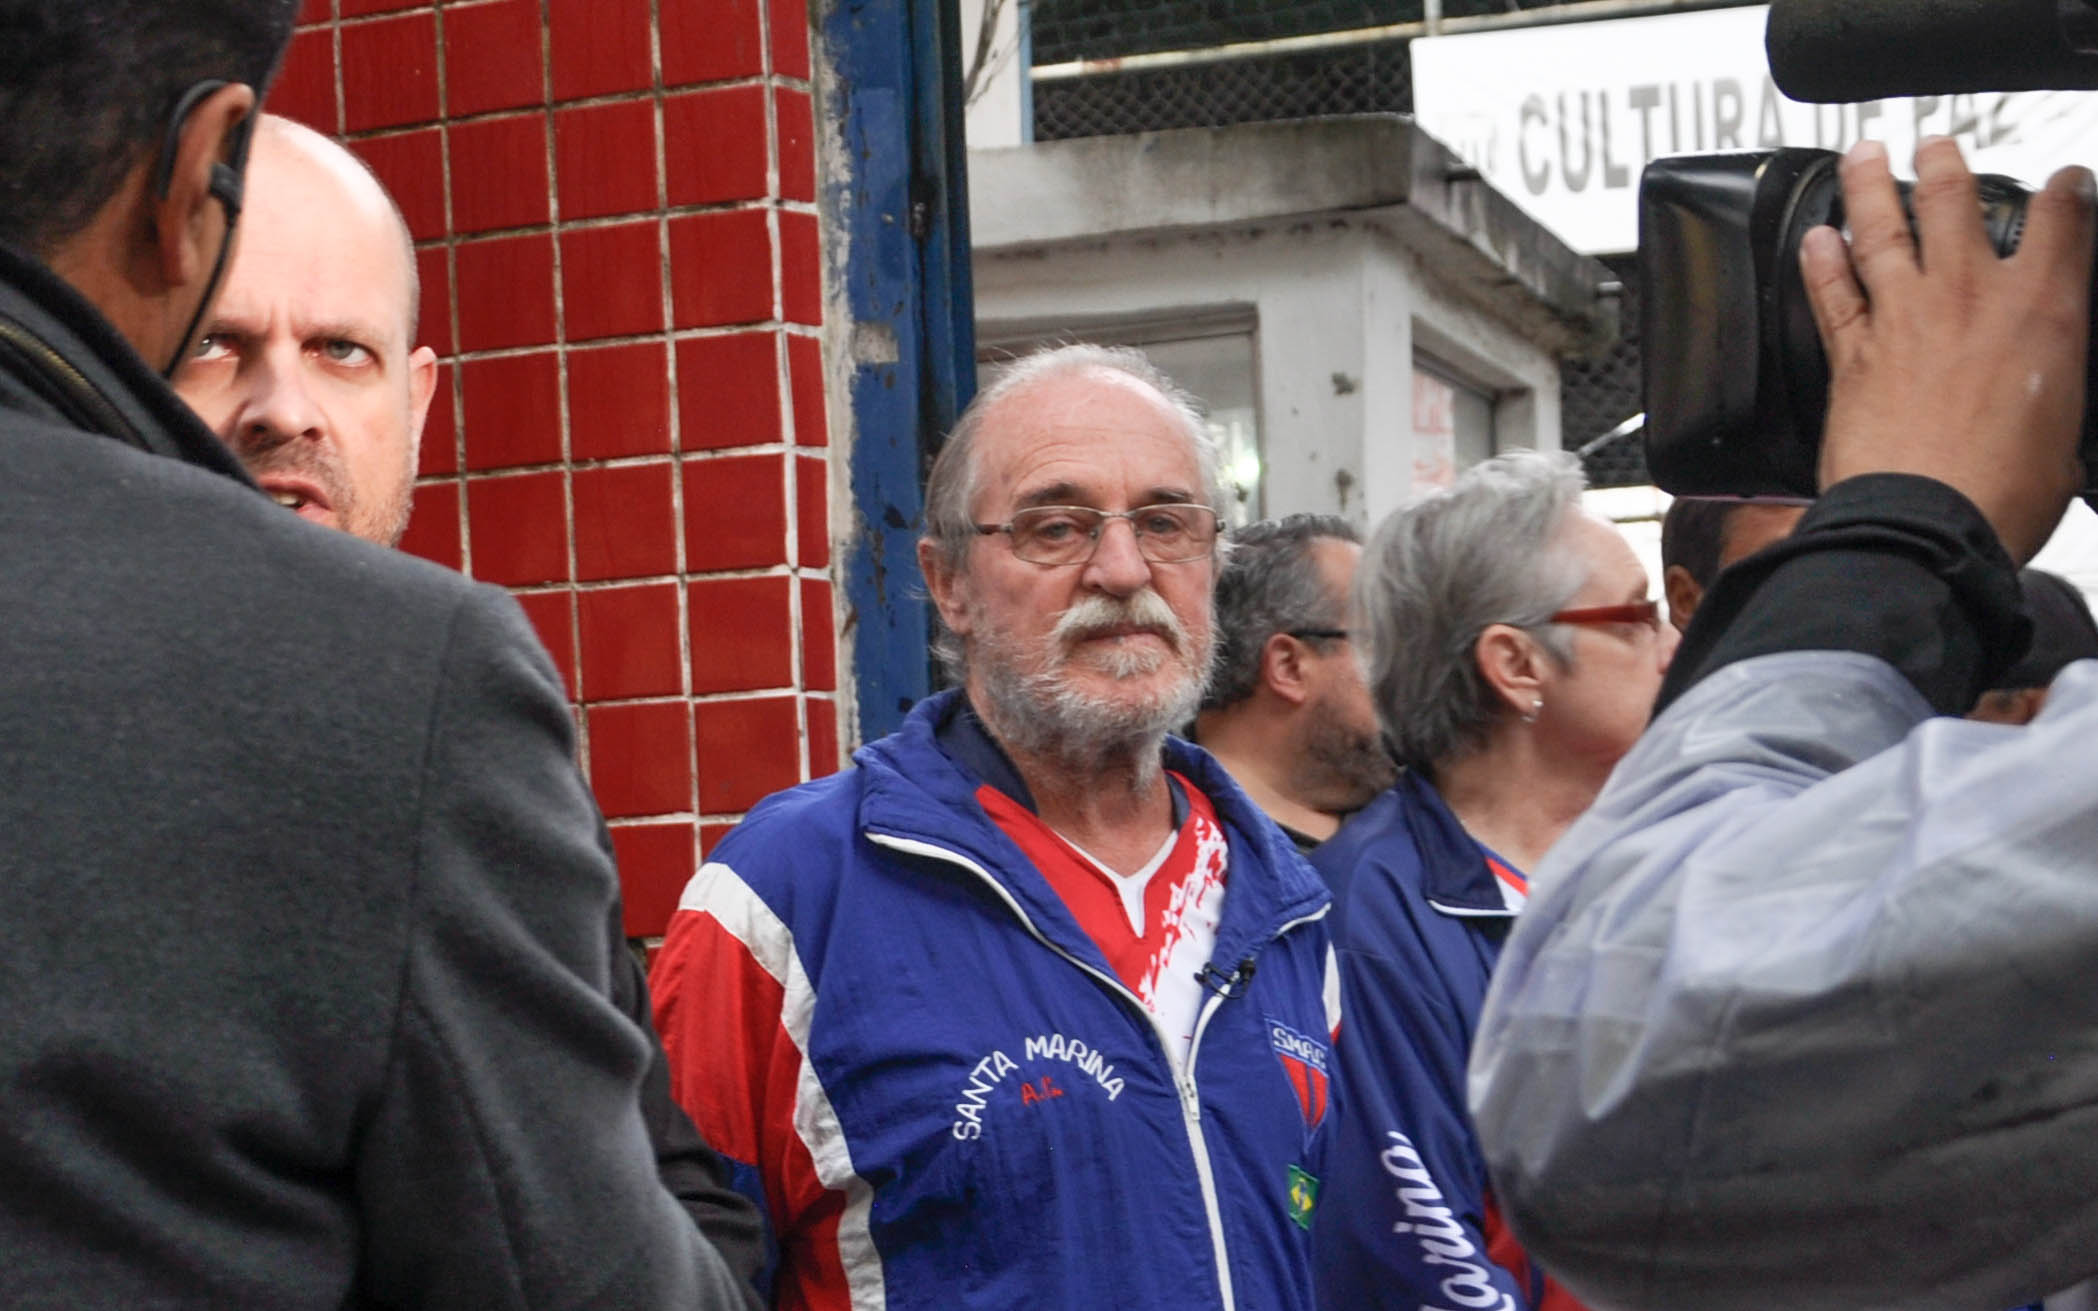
[278,0,842,940]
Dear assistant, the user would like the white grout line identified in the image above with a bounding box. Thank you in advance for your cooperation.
[316,0,836,831]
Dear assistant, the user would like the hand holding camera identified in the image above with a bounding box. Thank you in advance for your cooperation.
[1803,136,2096,562]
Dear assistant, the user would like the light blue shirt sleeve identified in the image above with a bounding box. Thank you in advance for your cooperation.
[1469,651,2098,1311]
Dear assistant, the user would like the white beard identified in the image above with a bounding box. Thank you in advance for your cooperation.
[972,589,1214,779]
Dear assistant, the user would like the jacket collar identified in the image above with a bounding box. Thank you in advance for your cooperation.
[933,694,1190,829]
[931,694,1039,812]
[1396,773,1525,919]
[856,689,1329,968]
[0,237,253,484]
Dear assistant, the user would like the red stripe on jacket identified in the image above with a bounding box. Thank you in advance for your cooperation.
[653,897,855,1311]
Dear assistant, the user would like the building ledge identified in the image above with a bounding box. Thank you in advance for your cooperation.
[968,114,1618,355]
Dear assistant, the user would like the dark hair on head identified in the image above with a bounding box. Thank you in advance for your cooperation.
[0,0,297,255]
[1996,568,2098,692]
[1659,496,1737,588]
[1202,513,1360,711]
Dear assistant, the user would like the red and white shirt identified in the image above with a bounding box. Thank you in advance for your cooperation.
[976,773,1228,1065]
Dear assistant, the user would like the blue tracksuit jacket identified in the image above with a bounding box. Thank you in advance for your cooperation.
[1311,772,1557,1311]
[652,690,1337,1310]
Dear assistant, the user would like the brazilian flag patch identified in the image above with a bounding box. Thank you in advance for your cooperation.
[1286,1163,1319,1230]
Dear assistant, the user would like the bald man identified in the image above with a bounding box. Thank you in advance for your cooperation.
[172,115,766,1303]
[174,114,434,545]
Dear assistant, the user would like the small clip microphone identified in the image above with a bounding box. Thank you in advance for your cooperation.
[1195,958,1259,998]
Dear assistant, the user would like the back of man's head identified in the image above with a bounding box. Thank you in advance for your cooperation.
[0,1,296,256]
[1658,497,1734,591]
[1660,495,1807,631]
[1203,514,1360,712]
[2002,569,2098,688]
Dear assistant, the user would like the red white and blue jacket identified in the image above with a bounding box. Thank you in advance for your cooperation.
[651,690,1338,1311]
[1310,773,1586,1311]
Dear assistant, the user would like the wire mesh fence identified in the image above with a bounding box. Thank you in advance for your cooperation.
[1564,255,1646,486]
[1032,0,1549,62]
[1026,0,1648,484]
[1033,41,1413,139]
[1033,0,1400,62]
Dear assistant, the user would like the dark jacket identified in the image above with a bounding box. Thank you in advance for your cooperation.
[0,238,753,1308]
[1312,773,1580,1311]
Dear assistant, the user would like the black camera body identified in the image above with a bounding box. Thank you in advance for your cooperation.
[1642,0,2098,497]
[1639,148,2098,496]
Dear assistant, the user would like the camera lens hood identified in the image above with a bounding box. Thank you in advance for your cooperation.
[1644,147,2098,499]
[1642,150,1831,497]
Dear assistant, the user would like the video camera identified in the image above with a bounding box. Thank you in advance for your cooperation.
[1641,0,2098,497]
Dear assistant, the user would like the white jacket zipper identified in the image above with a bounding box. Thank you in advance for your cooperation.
[868,832,1274,1311]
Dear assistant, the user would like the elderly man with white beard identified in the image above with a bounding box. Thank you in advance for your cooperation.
[651,344,1339,1310]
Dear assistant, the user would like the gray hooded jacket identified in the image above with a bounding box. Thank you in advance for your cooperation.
[1473,649,2098,1310]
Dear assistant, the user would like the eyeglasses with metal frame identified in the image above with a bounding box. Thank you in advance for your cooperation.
[973,503,1222,566]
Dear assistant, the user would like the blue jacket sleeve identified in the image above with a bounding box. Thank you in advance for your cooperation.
[1316,885,1537,1311]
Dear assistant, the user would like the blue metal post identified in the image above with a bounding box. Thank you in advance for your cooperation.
[825,0,978,744]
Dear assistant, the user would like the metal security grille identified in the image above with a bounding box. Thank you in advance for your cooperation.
[1032,0,1542,62]
[1564,255,1646,486]
[1026,0,1656,485]
[1034,0,1387,61]
[1033,42,1413,139]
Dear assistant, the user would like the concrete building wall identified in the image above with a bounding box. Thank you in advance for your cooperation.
[273,0,842,941]
[970,118,1607,534]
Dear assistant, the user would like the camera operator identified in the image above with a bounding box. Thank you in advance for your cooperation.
[1466,135,2098,1311]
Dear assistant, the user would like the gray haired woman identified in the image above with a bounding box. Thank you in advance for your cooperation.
[1309,449,1676,1311]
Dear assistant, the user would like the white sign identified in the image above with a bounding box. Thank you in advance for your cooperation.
[1412,4,2098,253]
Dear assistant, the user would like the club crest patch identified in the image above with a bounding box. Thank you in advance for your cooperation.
[1267,1018,1330,1128]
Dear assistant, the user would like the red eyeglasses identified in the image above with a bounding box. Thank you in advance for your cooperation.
[1548,599,1661,631]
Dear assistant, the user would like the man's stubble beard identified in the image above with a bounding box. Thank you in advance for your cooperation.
[233,422,414,547]
[365,464,413,547]
[1294,693,1399,814]
[972,589,1217,784]
[347,441,416,547]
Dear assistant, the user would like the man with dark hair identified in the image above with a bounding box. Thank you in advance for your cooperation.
[0,5,279,260]
[1969,568,2098,725]
[1658,495,1807,630]
[1194,513,1394,850]
[0,4,744,1304]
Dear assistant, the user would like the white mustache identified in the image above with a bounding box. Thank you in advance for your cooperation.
[1051,590,1186,654]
